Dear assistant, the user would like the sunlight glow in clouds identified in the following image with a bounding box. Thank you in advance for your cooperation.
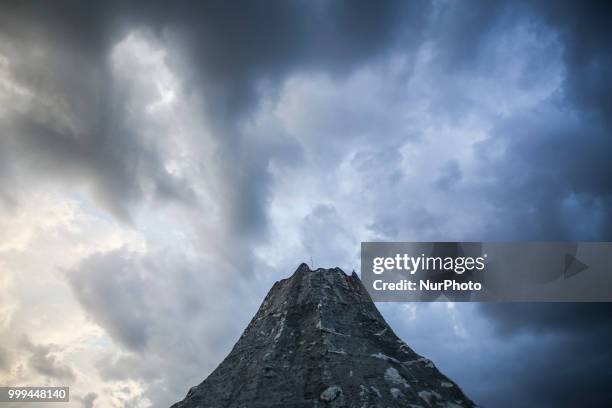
[111,32,178,115]
[0,191,145,407]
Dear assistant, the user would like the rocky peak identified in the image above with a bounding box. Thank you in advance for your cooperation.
[171,264,476,407]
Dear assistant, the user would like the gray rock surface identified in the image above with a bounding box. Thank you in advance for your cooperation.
[171,264,477,408]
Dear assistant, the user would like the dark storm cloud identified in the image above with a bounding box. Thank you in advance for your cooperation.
[481,303,612,336]
[159,0,430,239]
[1,0,429,122]
[432,0,518,70]
[477,303,612,408]
[0,0,429,234]
[0,7,194,220]
[20,337,76,381]
[530,1,612,124]
[516,0,612,238]
[156,0,428,118]
[2,108,194,221]
[473,108,612,240]
[431,0,612,240]
[425,2,612,405]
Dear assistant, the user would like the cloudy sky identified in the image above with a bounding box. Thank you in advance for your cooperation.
[1,1,611,407]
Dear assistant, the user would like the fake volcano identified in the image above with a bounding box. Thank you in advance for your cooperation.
[171,263,476,407]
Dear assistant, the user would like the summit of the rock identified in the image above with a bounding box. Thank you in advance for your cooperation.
[171,264,476,408]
